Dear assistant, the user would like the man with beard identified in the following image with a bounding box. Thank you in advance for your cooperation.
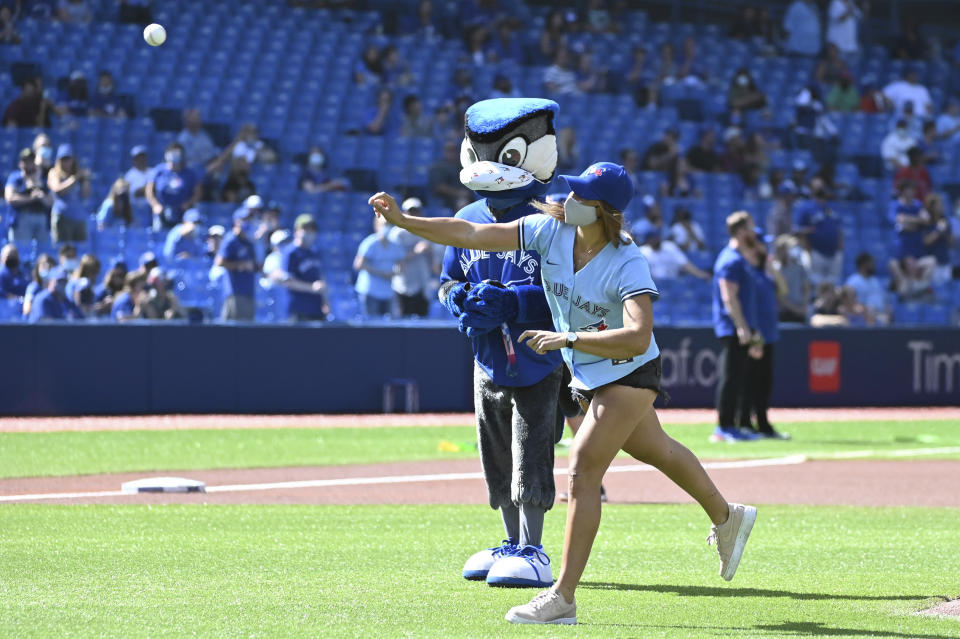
[710,211,763,442]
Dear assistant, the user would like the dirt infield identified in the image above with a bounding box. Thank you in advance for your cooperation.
[2,406,959,432]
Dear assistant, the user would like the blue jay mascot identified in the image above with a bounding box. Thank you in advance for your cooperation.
[440,98,576,588]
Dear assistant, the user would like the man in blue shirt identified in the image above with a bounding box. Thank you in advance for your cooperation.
[783,0,822,56]
[28,267,84,323]
[0,243,28,299]
[794,178,843,286]
[271,214,329,322]
[712,211,762,442]
[4,148,52,243]
[163,208,205,261]
[146,142,201,230]
[215,208,258,321]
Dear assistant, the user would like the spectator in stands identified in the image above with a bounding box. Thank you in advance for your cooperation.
[0,4,21,44]
[686,128,719,173]
[389,198,435,317]
[299,146,349,193]
[641,127,679,172]
[669,206,706,252]
[624,45,657,107]
[923,192,953,285]
[889,179,929,270]
[741,132,770,189]
[354,44,383,86]
[205,225,225,261]
[767,180,798,238]
[215,208,258,321]
[220,156,257,204]
[539,9,570,65]
[0,244,27,299]
[826,0,863,57]
[783,0,822,57]
[123,146,152,224]
[894,20,927,60]
[720,127,747,176]
[5,148,52,243]
[883,70,932,117]
[575,50,608,94]
[859,74,892,113]
[794,178,843,286]
[89,70,126,118]
[619,148,642,196]
[95,178,133,230]
[261,229,289,279]
[147,142,201,230]
[3,76,53,128]
[809,282,863,326]
[252,201,280,262]
[33,134,55,180]
[639,228,710,281]
[57,70,89,117]
[772,235,810,323]
[936,99,960,143]
[814,43,849,87]
[381,45,413,89]
[93,258,126,316]
[364,87,397,136]
[163,208,204,261]
[899,100,924,139]
[544,47,579,96]
[894,146,932,201]
[270,214,329,322]
[890,256,935,303]
[656,41,678,85]
[629,197,664,241]
[29,267,83,323]
[490,74,520,99]
[47,144,91,243]
[880,119,918,170]
[177,108,219,170]
[111,271,151,322]
[844,252,890,325]
[795,85,839,165]
[677,36,707,87]
[660,156,701,198]
[232,123,276,166]
[145,268,183,320]
[22,253,55,317]
[66,253,99,304]
[400,94,434,137]
[827,70,860,112]
[57,0,91,22]
[557,126,580,174]
[429,140,472,211]
[918,121,944,165]
[118,0,152,24]
[354,215,404,319]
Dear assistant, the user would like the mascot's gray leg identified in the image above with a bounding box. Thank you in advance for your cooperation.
[474,363,520,541]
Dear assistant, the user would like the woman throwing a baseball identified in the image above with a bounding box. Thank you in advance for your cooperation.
[369,162,756,625]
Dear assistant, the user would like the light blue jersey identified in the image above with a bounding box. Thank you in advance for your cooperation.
[519,214,660,390]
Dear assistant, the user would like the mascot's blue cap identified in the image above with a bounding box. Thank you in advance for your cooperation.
[465,98,559,136]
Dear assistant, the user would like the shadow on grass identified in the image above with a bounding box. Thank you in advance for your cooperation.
[581,581,926,602]
[596,623,960,639]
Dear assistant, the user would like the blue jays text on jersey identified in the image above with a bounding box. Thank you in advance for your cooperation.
[441,199,561,388]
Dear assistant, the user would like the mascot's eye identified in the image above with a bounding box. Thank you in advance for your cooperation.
[498,137,527,167]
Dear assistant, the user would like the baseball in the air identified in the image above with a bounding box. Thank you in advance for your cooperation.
[144,23,166,47]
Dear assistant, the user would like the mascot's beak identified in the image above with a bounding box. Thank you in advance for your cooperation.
[459,161,538,192]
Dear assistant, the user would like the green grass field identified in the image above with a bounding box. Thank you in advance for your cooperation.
[2,419,959,638]
[1,419,959,479]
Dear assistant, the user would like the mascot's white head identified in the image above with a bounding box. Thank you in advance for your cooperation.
[459,98,559,209]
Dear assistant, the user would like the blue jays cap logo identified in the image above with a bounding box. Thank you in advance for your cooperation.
[588,166,605,177]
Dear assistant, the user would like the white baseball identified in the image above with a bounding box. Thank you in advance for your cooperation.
[143,23,166,47]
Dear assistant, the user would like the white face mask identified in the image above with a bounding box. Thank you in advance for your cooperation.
[563,195,598,226]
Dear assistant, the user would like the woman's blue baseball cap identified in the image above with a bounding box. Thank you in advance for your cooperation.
[558,162,633,212]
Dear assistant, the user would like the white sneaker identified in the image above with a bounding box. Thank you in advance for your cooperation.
[505,589,576,625]
[707,503,757,581]
[462,540,517,580]
[486,545,553,588]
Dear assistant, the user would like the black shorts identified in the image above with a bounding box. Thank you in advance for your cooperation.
[569,355,666,410]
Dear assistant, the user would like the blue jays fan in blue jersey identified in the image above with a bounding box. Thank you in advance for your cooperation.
[370,160,757,626]
[435,98,568,591]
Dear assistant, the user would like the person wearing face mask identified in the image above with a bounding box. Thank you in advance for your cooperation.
[163,208,205,262]
[90,70,127,118]
[270,214,330,322]
[47,144,91,243]
[146,142,201,230]
[28,267,84,323]
[215,208,258,321]
[32,134,55,180]
[369,162,756,625]
[57,243,79,274]
[5,148,53,243]
[727,68,767,112]
[353,214,405,318]
[22,253,56,317]
[712,211,764,442]
[844,252,890,324]
[881,119,918,170]
[299,146,350,193]
[96,178,134,230]
[0,243,27,300]
[794,178,843,287]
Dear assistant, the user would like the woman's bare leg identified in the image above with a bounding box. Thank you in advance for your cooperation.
[620,405,729,525]
[552,386,656,602]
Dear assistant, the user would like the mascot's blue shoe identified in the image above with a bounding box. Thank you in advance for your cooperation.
[486,545,553,588]
[462,539,518,580]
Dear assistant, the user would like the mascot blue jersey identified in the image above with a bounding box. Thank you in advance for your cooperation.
[442,199,562,387]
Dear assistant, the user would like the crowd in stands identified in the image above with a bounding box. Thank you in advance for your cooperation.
[1,0,959,326]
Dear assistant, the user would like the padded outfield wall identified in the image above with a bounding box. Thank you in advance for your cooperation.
[0,324,958,415]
